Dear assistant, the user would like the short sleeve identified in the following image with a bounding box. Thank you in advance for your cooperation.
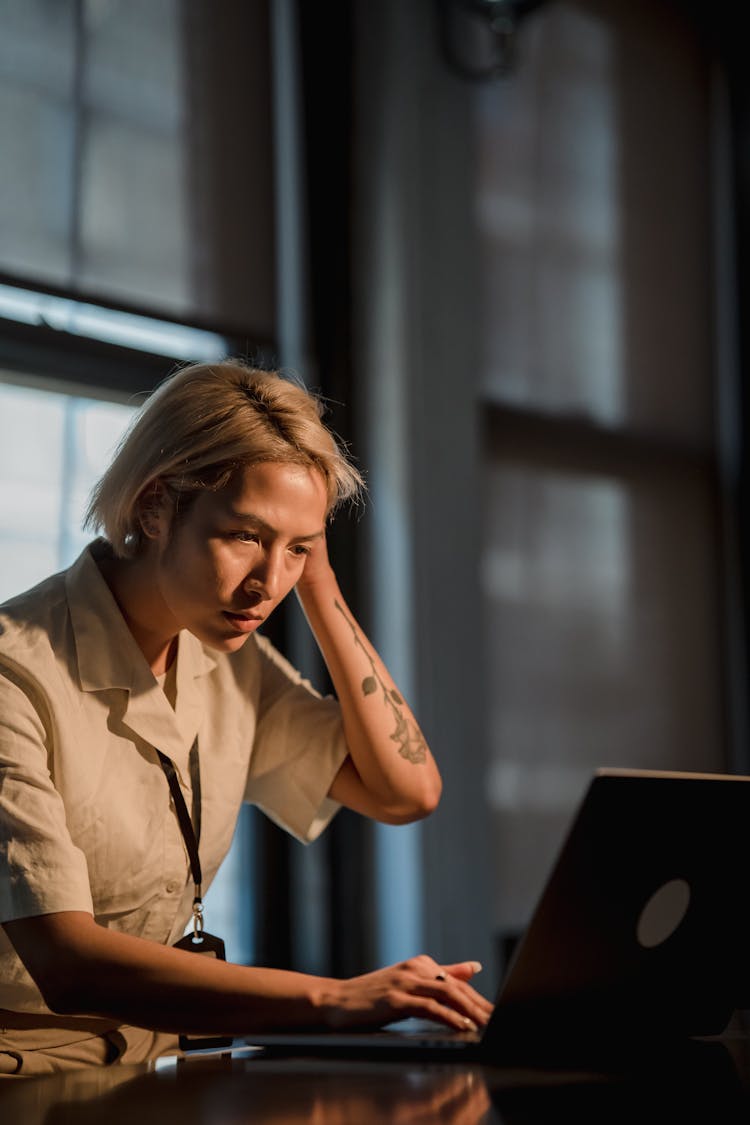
[0,663,94,923]
[245,635,348,843]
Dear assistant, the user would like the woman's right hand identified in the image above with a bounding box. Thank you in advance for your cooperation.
[321,954,494,1032]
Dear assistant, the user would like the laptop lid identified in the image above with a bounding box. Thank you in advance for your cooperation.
[233,768,750,1062]
[482,767,750,1057]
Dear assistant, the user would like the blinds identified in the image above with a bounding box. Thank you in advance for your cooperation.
[0,0,275,341]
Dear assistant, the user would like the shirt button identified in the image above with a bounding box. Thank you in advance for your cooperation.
[166,880,180,894]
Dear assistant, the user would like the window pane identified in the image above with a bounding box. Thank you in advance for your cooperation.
[0,0,276,339]
[0,0,77,285]
[482,457,724,937]
[475,0,713,444]
[0,382,133,600]
[79,0,189,313]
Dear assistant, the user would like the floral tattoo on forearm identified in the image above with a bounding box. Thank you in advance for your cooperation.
[335,599,427,764]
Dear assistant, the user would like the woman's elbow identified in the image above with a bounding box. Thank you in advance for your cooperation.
[42,981,82,1016]
[3,912,103,1016]
[29,960,94,1015]
[382,778,443,825]
[420,776,443,817]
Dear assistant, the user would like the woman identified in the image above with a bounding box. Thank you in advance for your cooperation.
[0,360,491,1074]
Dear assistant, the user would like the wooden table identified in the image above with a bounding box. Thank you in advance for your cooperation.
[1,1030,749,1124]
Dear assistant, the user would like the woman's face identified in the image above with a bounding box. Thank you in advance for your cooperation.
[148,461,328,652]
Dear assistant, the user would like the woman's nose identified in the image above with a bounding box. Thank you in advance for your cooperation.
[244,551,282,600]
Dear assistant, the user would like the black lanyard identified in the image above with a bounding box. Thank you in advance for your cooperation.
[156,738,205,937]
[156,739,231,1052]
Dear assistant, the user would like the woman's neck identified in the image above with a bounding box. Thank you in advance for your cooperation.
[95,550,179,675]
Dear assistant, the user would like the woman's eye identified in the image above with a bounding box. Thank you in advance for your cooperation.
[232,531,260,543]
[291,544,311,557]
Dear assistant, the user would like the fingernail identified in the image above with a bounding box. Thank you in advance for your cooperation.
[463,1017,478,1031]
[470,961,482,972]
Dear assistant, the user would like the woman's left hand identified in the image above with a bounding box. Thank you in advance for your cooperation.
[296,532,335,594]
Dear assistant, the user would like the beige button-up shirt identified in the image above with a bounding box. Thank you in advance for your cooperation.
[0,543,347,1016]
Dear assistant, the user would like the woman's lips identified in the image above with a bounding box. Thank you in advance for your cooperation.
[222,610,263,633]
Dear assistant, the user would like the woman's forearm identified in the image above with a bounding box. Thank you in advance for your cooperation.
[295,565,442,822]
[6,912,333,1034]
[3,913,493,1035]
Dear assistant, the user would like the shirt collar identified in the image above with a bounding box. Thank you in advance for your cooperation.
[66,540,216,694]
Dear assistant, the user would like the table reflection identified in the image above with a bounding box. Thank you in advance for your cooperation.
[0,1036,747,1125]
[0,1053,493,1125]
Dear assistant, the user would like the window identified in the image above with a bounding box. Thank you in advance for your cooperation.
[0,301,252,962]
[0,0,279,971]
[476,0,728,949]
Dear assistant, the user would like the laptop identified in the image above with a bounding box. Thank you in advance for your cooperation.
[228,768,750,1064]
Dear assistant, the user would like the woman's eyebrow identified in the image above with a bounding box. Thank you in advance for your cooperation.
[227,510,325,541]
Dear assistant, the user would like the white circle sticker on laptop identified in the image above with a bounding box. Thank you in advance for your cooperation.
[636,877,691,948]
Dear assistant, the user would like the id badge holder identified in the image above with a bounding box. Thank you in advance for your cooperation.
[175,902,234,1052]
[174,929,227,960]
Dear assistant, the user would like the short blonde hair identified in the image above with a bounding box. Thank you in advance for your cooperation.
[84,359,364,558]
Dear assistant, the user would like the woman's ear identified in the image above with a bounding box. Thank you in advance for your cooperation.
[137,481,171,541]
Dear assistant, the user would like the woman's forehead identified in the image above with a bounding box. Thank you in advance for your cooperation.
[197,462,328,526]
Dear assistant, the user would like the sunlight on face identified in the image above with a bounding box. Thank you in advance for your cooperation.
[154,461,328,651]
